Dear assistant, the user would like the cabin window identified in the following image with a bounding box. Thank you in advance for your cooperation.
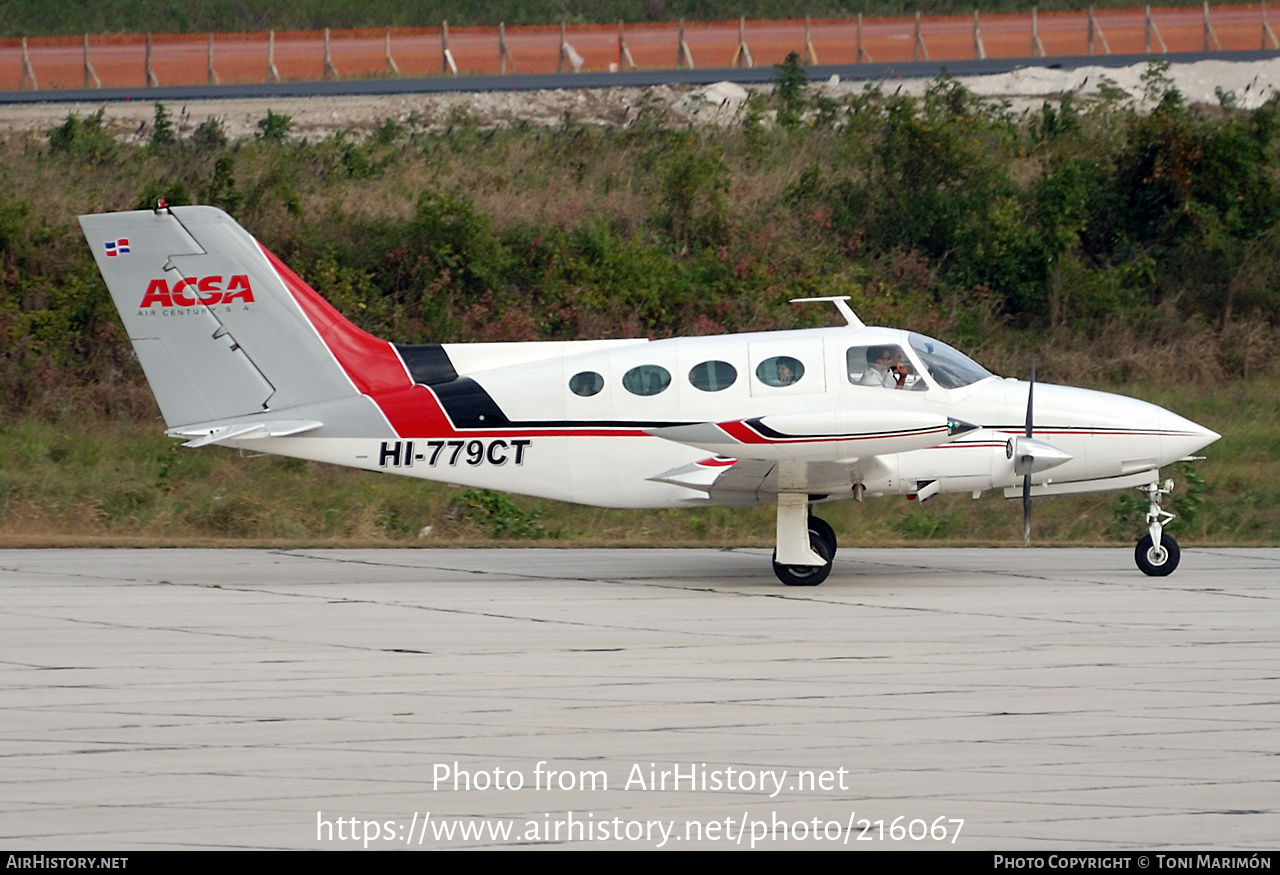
[846,344,924,390]
[568,371,604,397]
[689,360,737,392]
[622,365,672,396]
[756,356,804,388]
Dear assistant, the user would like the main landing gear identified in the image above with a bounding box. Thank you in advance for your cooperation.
[772,493,836,586]
[1135,479,1180,576]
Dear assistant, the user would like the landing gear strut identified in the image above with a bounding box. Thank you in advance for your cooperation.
[772,494,835,586]
[1135,479,1179,576]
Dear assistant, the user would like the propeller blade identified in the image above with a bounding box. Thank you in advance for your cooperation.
[1025,363,1035,439]
[1023,362,1035,543]
[1023,475,1032,543]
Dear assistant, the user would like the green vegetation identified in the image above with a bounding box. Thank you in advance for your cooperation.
[0,0,1234,37]
[1,65,1277,546]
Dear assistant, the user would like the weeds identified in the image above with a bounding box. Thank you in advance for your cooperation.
[256,109,293,142]
[447,489,545,539]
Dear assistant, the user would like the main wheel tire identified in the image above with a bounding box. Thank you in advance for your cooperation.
[772,531,833,587]
[808,515,837,559]
[1135,532,1180,576]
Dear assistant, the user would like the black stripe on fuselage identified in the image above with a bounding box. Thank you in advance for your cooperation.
[395,344,459,386]
[745,417,940,441]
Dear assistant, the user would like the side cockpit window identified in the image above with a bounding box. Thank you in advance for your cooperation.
[846,344,925,390]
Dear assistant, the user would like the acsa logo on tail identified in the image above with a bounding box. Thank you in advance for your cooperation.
[140,275,255,308]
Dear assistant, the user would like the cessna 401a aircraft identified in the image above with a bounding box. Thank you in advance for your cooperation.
[81,205,1220,586]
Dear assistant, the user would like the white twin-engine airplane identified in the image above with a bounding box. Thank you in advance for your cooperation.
[81,205,1219,586]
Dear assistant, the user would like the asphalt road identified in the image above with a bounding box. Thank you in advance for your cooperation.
[2,547,1277,849]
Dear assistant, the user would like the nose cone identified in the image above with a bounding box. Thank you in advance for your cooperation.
[1159,408,1221,463]
[1006,383,1220,479]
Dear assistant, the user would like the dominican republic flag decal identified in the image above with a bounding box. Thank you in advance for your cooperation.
[104,238,130,257]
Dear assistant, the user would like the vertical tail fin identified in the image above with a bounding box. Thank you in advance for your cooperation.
[80,205,408,430]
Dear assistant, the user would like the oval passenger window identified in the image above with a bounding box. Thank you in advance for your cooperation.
[622,365,672,396]
[568,371,604,397]
[756,356,805,388]
[689,360,737,392]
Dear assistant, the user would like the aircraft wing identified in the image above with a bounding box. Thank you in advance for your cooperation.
[648,455,890,502]
[646,410,975,463]
[1002,469,1160,498]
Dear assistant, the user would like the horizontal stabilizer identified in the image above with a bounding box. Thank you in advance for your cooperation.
[169,419,323,447]
[647,456,737,492]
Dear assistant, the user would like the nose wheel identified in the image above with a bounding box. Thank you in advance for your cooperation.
[1135,479,1180,576]
[1136,532,1180,576]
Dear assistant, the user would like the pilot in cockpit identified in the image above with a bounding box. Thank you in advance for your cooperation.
[861,345,910,389]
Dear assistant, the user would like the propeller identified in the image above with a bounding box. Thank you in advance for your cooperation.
[1022,364,1034,543]
[1007,365,1072,540]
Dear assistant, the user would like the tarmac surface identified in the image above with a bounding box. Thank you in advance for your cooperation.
[2,547,1278,850]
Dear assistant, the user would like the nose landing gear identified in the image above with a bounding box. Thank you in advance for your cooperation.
[1135,479,1179,576]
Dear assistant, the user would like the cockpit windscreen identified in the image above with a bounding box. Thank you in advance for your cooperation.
[907,333,994,389]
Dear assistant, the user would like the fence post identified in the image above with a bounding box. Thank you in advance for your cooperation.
[385,28,400,76]
[857,13,871,62]
[558,22,583,72]
[323,28,339,79]
[145,33,159,86]
[1265,0,1279,49]
[1204,2,1221,50]
[1031,7,1046,57]
[499,22,515,74]
[677,19,694,68]
[1145,6,1168,53]
[20,37,37,90]
[618,21,636,70]
[973,9,986,59]
[804,16,818,64]
[1087,6,1110,55]
[731,16,754,67]
[207,33,220,84]
[83,34,100,88]
[442,21,458,75]
[267,30,281,82]
[914,11,929,61]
